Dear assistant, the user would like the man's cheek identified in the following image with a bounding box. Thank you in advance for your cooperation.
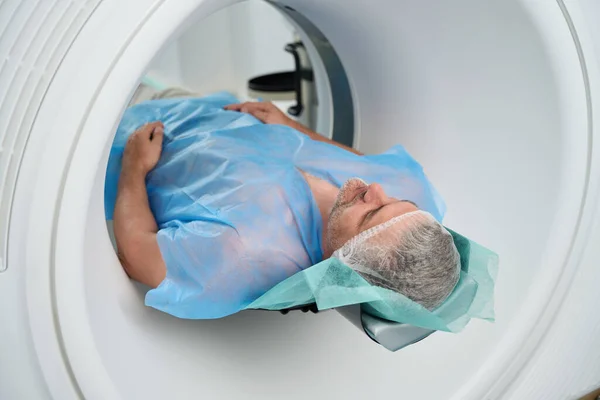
[340,209,359,237]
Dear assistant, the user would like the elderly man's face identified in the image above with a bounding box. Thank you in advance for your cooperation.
[325,178,419,254]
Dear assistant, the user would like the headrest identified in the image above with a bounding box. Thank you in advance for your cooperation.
[248,229,498,333]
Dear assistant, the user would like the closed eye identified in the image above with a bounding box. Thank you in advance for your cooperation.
[359,200,417,229]
[360,205,384,228]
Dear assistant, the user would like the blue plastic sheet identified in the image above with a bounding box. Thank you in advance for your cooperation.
[105,93,456,320]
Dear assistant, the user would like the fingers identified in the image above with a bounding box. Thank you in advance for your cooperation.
[253,110,269,122]
[223,103,243,111]
[224,102,275,123]
[149,124,164,142]
[224,102,272,113]
[134,121,164,140]
[123,122,164,174]
[139,121,163,133]
[152,126,164,146]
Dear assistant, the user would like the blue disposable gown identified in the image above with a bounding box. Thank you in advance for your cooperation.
[105,92,445,319]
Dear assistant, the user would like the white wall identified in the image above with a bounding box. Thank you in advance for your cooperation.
[146,40,184,88]
[228,0,296,94]
[178,6,237,94]
[146,0,296,98]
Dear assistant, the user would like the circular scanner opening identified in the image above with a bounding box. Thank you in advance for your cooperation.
[50,0,590,399]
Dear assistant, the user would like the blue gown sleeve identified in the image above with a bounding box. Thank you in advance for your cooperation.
[146,220,255,319]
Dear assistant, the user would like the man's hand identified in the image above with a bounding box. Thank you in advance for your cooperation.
[225,101,363,155]
[122,121,165,176]
[224,102,293,126]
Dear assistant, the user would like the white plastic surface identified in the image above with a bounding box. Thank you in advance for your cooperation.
[0,0,599,399]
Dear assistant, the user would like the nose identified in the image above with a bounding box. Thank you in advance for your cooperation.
[364,183,388,204]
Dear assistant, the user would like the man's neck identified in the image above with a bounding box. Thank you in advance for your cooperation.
[300,171,338,258]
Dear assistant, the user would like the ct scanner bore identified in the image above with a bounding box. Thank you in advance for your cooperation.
[1,0,600,399]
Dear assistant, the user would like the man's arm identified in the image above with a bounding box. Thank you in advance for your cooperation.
[286,119,363,156]
[114,121,167,288]
[224,102,363,156]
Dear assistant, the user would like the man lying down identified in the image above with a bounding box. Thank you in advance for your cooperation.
[105,89,460,319]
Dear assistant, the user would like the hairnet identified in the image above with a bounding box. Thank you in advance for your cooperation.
[333,210,461,310]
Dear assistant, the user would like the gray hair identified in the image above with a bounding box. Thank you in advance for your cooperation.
[333,211,461,310]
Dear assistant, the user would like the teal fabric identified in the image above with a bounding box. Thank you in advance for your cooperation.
[248,231,498,333]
